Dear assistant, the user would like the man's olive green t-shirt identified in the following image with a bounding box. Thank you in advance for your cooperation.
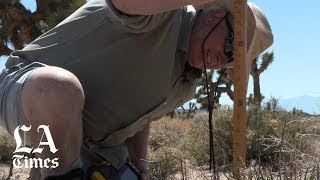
[7,0,199,168]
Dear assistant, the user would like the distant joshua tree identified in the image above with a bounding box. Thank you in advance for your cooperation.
[0,0,85,57]
[250,51,274,106]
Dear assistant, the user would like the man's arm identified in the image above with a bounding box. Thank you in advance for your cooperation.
[110,0,214,15]
[126,123,150,179]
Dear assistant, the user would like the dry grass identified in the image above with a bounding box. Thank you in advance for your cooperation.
[148,103,320,179]
[148,117,191,179]
[0,128,15,164]
[0,128,29,180]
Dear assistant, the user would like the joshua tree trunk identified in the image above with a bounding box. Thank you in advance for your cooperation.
[250,51,274,107]
[252,73,262,105]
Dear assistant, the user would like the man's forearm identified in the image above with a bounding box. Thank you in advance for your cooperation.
[126,123,150,174]
[111,0,214,15]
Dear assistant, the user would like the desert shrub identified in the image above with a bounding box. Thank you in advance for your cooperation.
[148,117,190,179]
[148,147,183,180]
[149,116,191,149]
[0,129,15,163]
[181,100,320,173]
[245,99,320,173]
[148,101,320,178]
[182,107,234,167]
[181,112,209,166]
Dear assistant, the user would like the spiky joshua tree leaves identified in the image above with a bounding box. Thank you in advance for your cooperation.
[0,0,85,57]
[195,51,275,110]
[195,69,234,109]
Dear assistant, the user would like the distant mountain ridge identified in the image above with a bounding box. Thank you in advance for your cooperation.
[275,95,320,115]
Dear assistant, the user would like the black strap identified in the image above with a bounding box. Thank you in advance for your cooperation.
[199,10,231,176]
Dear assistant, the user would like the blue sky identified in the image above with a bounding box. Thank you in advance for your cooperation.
[249,0,320,99]
[220,0,320,105]
[1,0,320,102]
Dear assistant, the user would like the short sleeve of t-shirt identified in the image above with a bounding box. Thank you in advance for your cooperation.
[104,0,171,32]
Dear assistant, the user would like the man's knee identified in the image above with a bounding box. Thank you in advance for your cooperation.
[21,66,84,124]
[20,66,84,170]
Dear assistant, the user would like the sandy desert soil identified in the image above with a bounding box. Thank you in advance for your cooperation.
[0,164,30,180]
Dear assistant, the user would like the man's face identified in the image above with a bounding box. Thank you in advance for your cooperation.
[188,9,230,70]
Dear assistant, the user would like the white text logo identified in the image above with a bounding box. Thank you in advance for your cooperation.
[12,125,59,169]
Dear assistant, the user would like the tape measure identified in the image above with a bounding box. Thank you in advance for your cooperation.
[232,0,247,175]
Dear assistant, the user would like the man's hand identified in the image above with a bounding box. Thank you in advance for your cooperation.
[126,123,150,179]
